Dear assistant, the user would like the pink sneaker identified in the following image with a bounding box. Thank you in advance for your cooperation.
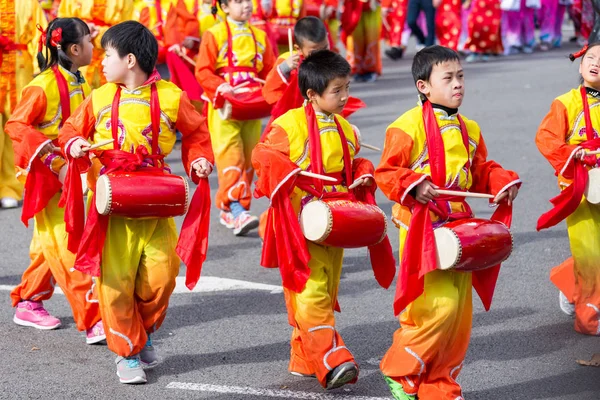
[219,211,235,229]
[86,320,106,344]
[233,211,259,236]
[13,300,61,330]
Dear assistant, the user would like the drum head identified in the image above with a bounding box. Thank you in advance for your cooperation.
[95,175,112,215]
[300,200,332,242]
[217,100,232,120]
[434,227,461,270]
[585,168,600,204]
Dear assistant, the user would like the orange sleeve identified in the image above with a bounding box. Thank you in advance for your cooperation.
[262,56,288,105]
[470,134,521,195]
[58,95,96,151]
[195,31,227,102]
[535,99,578,176]
[176,92,215,183]
[4,86,50,169]
[258,37,277,81]
[374,126,427,206]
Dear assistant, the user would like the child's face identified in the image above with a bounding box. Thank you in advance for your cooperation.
[102,46,130,83]
[310,75,351,115]
[297,39,329,58]
[417,60,465,109]
[580,46,600,90]
[69,34,94,68]
[221,0,253,22]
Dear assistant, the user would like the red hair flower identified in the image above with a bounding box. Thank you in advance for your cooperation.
[50,28,63,50]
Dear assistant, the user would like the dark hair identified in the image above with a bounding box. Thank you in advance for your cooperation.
[214,0,226,14]
[101,21,158,75]
[298,49,351,99]
[412,45,460,100]
[37,18,90,72]
[294,16,327,47]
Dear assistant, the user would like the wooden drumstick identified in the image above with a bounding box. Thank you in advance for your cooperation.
[585,150,600,156]
[436,189,494,199]
[180,53,196,67]
[299,170,338,182]
[348,179,364,190]
[253,77,266,85]
[361,143,381,152]
[232,81,250,90]
[83,139,115,152]
[288,28,294,55]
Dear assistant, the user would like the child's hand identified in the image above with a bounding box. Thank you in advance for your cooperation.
[493,185,519,206]
[182,38,197,50]
[217,84,235,95]
[69,138,90,159]
[348,177,373,190]
[39,142,60,157]
[193,159,213,178]
[574,149,586,159]
[87,22,99,39]
[285,52,300,70]
[415,180,438,204]
[462,0,472,9]
[168,44,183,55]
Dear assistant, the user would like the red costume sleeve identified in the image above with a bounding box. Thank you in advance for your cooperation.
[262,55,288,105]
[470,134,521,196]
[195,30,227,102]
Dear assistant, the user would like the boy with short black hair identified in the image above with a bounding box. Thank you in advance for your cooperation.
[59,20,214,384]
[252,49,395,391]
[375,45,521,399]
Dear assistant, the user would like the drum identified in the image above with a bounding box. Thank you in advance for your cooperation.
[434,218,513,272]
[95,171,189,218]
[585,168,600,204]
[215,89,272,121]
[300,198,387,248]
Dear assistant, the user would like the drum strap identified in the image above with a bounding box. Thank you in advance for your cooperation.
[225,19,258,83]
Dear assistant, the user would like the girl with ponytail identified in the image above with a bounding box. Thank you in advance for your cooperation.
[4,18,104,342]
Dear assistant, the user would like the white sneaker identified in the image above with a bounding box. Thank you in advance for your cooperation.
[0,197,19,209]
[219,211,235,229]
[559,291,575,317]
[233,211,259,236]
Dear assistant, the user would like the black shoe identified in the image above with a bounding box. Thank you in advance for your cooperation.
[353,74,366,83]
[385,46,404,61]
[326,362,359,390]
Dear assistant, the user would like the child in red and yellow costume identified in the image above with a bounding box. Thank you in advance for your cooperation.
[59,21,214,384]
[381,0,408,60]
[6,18,105,341]
[375,46,520,400]
[58,0,134,88]
[536,43,600,336]
[0,0,47,209]
[195,0,275,236]
[253,49,396,391]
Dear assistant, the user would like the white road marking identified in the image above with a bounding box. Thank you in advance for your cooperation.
[166,382,390,399]
[0,276,282,296]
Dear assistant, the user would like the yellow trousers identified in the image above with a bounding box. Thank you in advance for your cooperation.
[345,8,383,75]
[206,102,261,211]
[566,200,600,336]
[98,216,180,357]
[283,242,356,387]
[0,115,22,200]
[380,227,473,399]
[10,194,100,331]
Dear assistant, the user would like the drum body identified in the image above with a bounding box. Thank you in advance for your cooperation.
[434,218,513,272]
[217,89,272,121]
[95,172,189,218]
[300,199,387,248]
[585,168,600,204]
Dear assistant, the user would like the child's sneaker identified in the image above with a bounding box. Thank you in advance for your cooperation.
[0,197,19,209]
[115,355,147,384]
[13,300,61,330]
[233,211,259,236]
[383,375,417,400]
[325,361,359,390]
[219,211,235,229]
[559,291,575,317]
[86,320,106,344]
[139,335,159,369]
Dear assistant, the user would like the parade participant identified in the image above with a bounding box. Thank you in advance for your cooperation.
[59,21,214,384]
[341,0,383,82]
[381,0,408,60]
[405,0,435,50]
[0,0,47,209]
[536,42,600,336]
[253,49,396,390]
[195,0,275,236]
[375,45,520,399]
[39,0,60,21]
[464,0,504,62]
[58,0,134,88]
[435,0,462,50]
[500,0,540,55]
[6,18,105,341]
[538,0,568,50]
[269,0,306,54]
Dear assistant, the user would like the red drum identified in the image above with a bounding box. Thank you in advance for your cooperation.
[95,171,190,218]
[215,88,272,121]
[299,199,387,248]
[434,218,513,272]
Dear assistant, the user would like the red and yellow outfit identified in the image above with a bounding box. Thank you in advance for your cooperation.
[341,0,382,76]
[39,0,60,21]
[536,87,600,336]
[0,0,46,202]
[6,66,101,331]
[58,0,134,88]
[435,0,462,50]
[381,0,408,48]
[375,102,520,399]
[58,72,214,357]
[195,18,275,211]
[253,104,395,387]
[270,0,305,54]
[464,0,503,55]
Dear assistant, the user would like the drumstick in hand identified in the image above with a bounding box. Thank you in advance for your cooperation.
[288,28,294,55]
[436,189,494,199]
[83,139,115,152]
[585,150,600,156]
[361,143,381,152]
[180,53,196,67]
[299,170,338,182]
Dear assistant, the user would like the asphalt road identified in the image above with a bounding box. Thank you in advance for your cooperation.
[1,43,599,400]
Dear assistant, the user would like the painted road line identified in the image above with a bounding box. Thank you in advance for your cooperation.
[166,382,390,400]
[0,276,282,296]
